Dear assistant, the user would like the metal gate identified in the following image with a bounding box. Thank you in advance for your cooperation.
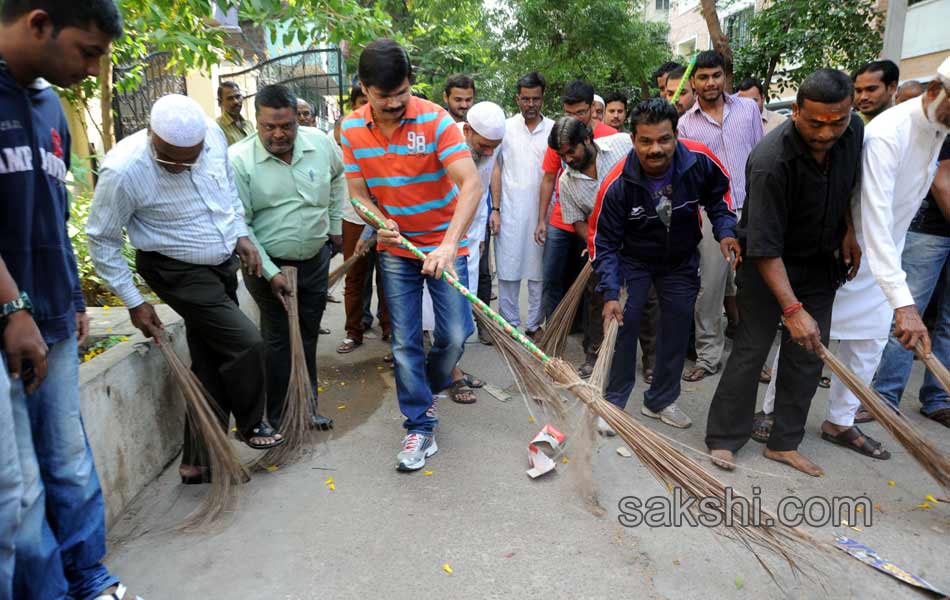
[219,48,345,130]
[112,52,187,141]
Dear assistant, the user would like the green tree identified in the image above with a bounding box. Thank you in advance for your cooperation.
[491,0,670,113]
[733,0,884,99]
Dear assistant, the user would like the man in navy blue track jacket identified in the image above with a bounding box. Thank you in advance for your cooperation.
[589,99,739,432]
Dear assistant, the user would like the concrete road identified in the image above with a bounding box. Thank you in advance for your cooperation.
[104,278,950,599]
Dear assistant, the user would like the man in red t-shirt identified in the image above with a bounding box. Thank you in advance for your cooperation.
[537,80,617,321]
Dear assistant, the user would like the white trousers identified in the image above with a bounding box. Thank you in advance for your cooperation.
[763,338,887,426]
[498,278,543,331]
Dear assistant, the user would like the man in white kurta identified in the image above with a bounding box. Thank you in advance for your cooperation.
[823,68,950,456]
[494,83,554,333]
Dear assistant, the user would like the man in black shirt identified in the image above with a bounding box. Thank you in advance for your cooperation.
[705,69,864,476]
[873,139,950,426]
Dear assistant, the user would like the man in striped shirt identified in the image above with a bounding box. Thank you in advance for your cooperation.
[340,39,483,472]
[678,50,764,383]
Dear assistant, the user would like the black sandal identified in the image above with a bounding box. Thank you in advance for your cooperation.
[461,372,485,388]
[242,422,285,450]
[820,425,890,460]
[817,376,831,389]
[751,411,773,443]
[449,380,477,404]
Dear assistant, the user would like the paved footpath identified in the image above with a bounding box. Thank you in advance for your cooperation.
[105,276,950,599]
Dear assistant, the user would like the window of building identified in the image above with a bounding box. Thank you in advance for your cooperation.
[676,37,697,57]
[723,6,754,49]
[656,0,670,10]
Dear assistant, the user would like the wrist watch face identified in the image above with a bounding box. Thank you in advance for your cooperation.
[1,291,31,317]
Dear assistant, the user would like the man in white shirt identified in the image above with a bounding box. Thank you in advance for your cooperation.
[88,94,283,484]
[492,72,554,334]
[819,60,950,458]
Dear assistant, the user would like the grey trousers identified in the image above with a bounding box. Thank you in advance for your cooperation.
[693,211,737,372]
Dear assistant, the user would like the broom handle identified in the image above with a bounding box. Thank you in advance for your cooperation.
[350,198,551,362]
[915,340,950,394]
[669,54,697,104]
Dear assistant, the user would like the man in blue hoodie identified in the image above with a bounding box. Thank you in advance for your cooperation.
[589,98,739,432]
[0,2,142,599]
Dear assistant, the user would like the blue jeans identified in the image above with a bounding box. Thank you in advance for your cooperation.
[541,224,580,320]
[873,231,950,416]
[0,357,22,600]
[380,253,474,434]
[605,252,700,412]
[11,336,117,600]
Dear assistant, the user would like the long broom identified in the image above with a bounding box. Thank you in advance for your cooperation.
[915,339,950,395]
[818,343,950,491]
[327,233,378,289]
[350,198,833,584]
[253,266,314,469]
[536,261,593,357]
[157,333,249,529]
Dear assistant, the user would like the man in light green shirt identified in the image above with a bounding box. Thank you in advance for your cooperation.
[217,81,255,146]
[229,84,344,429]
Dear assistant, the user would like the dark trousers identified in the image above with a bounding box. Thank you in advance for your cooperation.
[342,220,390,342]
[245,245,331,427]
[541,224,585,320]
[583,273,658,369]
[136,251,266,467]
[705,259,835,452]
[477,222,493,309]
[605,252,700,412]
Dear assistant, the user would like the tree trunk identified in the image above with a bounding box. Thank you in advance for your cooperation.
[699,0,734,92]
[763,54,780,100]
[99,53,114,153]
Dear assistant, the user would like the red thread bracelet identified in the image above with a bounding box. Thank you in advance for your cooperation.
[782,302,803,317]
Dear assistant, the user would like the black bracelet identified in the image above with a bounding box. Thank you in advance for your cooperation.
[491,207,500,211]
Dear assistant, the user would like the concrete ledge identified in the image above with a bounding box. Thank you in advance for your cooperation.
[81,279,259,527]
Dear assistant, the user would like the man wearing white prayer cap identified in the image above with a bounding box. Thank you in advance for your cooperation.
[88,93,284,485]
[592,93,606,124]
[420,101,506,384]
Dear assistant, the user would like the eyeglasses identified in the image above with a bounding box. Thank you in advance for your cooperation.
[149,142,200,169]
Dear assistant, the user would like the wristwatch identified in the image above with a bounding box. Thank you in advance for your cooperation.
[1,291,32,319]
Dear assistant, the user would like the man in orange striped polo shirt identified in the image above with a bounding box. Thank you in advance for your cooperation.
[340,39,483,472]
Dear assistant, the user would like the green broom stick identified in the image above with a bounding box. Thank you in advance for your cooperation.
[350,199,550,362]
[669,54,697,104]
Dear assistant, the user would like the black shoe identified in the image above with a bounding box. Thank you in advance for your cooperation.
[311,414,334,430]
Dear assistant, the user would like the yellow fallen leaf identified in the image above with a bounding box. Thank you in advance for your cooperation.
[424,470,433,476]
[528,416,535,423]
[925,494,938,504]
[888,480,896,487]
[324,477,334,485]
[561,456,569,464]
[337,404,346,410]
[266,465,279,472]
[317,387,325,393]
[917,502,931,509]
[856,506,863,513]
[103,305,110,310]
[328,483,336,491]
[442,564,453,574]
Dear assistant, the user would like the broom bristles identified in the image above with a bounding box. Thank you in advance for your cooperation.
[819,343,950,491]
[327,234,377,289]
[158,334,249,530]
[588,290,625,391]
[545,356,833,586]
[254,267,315,469]
[537,262,593,357]
[915,340,950,395]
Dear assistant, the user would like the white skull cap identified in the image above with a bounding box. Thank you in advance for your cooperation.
[593,94,605,106]
[150,94,207,148]
[938,55,950,88]
[465,101,506,141]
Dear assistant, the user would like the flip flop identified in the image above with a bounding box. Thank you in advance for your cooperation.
[337,338,362,354]
[461,372,485,388]
[449,380,477,404]
[242,422,285,450]
[682,367,714,382]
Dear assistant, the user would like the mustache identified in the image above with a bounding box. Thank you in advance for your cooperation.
[646,153,666,160]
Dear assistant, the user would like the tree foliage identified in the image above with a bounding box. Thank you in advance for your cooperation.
[490,0,670,113]
[733,0,883,99]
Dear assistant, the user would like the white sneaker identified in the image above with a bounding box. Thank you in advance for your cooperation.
[396,432,438,471]
[641,403,692,429]
[597,416,616,436]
